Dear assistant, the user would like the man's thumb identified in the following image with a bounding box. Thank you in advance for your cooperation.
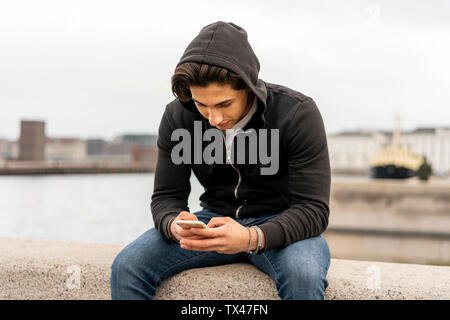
[178,211,198,221]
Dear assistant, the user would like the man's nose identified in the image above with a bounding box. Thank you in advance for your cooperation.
[208,109,224,126]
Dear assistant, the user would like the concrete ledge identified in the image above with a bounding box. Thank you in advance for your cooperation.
[1,238,449,300]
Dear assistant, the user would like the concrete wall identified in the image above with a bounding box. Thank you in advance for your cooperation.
[330,179,450,233]
[328,178,450,265]
[1,238,449,300]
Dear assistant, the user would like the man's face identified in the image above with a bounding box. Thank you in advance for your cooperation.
[190,83,252,130]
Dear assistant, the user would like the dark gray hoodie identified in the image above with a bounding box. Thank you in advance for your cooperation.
[151,21,330,252]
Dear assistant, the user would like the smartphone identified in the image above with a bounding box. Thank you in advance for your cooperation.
[175,220,207,229]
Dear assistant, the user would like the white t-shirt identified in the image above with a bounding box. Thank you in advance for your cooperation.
[222,96,257,164]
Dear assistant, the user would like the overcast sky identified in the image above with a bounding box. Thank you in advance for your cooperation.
[0,0,449,141]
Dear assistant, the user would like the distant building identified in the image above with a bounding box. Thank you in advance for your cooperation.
[102,143,135,161]
[0,139,18,161]
[18,120,46,161]
[86,139,108,155]
[120,134,157,147]
[328,130,387,174]
[0,138,8,159]
[103,134,158,162]
[328,127,450,177]
[45,138,87,161]
[132,146,157,164]
[7,141,19,160]
[400,128,450,177]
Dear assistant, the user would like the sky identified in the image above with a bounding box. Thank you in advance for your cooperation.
[0,0,449,141]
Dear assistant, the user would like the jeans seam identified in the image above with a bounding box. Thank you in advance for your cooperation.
[159,251,218,282]
[321,236,331,272]
[111,261,119,299]
[259,252,281,287]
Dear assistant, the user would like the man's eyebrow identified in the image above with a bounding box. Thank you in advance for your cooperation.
[192,98,234,106]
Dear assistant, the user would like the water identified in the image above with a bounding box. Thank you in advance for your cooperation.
[4,173,442,246]
[0,173,205,245]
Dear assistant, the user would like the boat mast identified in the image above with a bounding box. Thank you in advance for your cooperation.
[392,112,401,147]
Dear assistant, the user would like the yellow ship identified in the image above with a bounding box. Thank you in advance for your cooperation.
[369,114,430,180]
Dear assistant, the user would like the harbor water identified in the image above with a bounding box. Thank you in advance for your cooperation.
[0,173,205,245]
[3,172,436,246]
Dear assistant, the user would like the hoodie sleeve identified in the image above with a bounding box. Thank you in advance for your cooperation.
[151,105,192,240]
[258,98,331,251]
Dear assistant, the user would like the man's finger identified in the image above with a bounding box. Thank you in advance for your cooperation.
[190,226,223,238]
[177,227,199,238]
[180,235,207,240]
[207,217,231,228]
[178,211,198,221]
[180,238,223,251]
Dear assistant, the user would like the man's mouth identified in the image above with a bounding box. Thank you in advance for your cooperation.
[217,120,231,128]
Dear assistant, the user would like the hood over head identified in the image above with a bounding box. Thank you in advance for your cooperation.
[176,21,268,125]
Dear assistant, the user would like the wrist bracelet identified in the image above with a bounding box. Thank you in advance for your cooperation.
[253,226,263,254]
[246,227,252,254]
[167,217,180,245]
[249,226,263,255]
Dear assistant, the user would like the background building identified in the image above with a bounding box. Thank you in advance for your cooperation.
[0,138,8,159]
[400,128,450,177]
[18,120,46,161]
[120,134,157,146]
[5,117,449,176]
[102,134,157,162]
[328,127,450,177]
[132,146,157,163]
[45,138,87,161]
[328,130,388,174]
[86,139,108,156]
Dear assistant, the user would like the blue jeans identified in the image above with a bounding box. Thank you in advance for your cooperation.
[110,208,331,300]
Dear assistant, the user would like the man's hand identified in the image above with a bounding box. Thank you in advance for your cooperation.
[169,211,208,242]
[179,217,261,254]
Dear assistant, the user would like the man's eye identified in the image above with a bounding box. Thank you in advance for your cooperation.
[195,102,230,108]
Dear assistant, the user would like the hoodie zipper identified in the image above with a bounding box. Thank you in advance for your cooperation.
[221,131,246,218]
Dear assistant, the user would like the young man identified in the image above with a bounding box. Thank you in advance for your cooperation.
[111,21,331,300]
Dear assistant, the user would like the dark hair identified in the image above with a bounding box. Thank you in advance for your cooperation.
[171,62,251,103]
